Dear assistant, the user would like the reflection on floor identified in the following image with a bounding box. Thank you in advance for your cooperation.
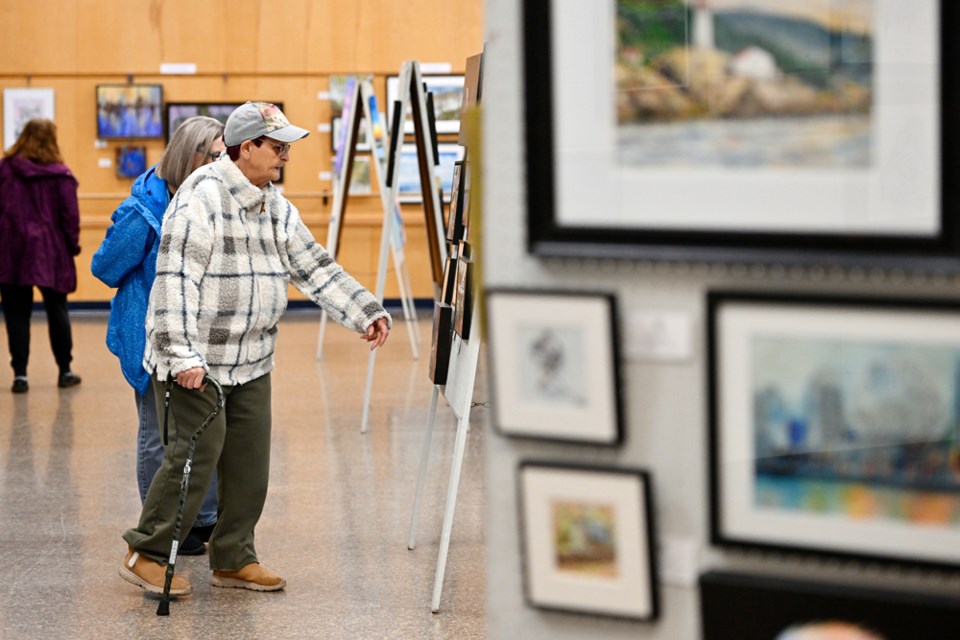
[0,311,485,639]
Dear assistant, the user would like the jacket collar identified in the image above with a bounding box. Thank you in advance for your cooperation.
[215,157,274,212]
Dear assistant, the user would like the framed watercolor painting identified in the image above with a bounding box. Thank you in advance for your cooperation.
[523,1,960,268]
[3,88,55,150]
[387,74,465,135]
[518,462,659,621]
[486,289,623,445]
[700,570,960,640]
[708,290,960,569]
[96,84,163,139]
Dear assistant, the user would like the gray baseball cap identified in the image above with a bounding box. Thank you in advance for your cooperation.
[224,102,309,146]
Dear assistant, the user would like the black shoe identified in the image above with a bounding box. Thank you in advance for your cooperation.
[178,533,207,556]
[190,523,216,543]
[58,372,82,388]
[11,379,28,393]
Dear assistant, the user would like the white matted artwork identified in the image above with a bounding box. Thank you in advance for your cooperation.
[518,462,659,621]
[396,142,464,204]
[486,289,623,445]
[4,88,55,150]
[387,74,465,135]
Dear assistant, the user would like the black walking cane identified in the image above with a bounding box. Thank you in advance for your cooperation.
[157,374,224,616]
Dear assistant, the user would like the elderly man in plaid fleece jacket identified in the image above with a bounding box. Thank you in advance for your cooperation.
[120,102,390,598]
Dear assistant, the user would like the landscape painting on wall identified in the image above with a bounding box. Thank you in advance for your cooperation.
[615,0,874,168]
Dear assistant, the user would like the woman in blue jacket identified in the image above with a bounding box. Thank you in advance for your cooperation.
[92,116,225,555]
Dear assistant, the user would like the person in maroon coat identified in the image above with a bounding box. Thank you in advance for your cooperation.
[0,118,82,393]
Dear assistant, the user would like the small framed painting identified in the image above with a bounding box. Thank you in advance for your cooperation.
[518,462,659,621]
[115,145,147,179]
[3,87,55,150]
[709,290,960,569]
[396,142,464,204]
[486,289,623,445]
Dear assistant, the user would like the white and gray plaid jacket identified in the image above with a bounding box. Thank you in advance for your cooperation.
[143,157,389,386]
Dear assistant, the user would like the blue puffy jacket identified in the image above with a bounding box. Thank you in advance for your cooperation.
[91,166,170,394]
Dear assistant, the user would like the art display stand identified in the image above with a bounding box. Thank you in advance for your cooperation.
[315,76,421,362]
[407,297,481,613]
[358,60,448,433]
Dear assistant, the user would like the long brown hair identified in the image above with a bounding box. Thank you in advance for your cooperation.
[4,118,64,164]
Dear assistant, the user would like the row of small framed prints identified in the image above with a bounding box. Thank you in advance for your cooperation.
[489,288,960,621]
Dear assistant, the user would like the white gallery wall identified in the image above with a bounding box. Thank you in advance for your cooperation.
[481,0,960,638]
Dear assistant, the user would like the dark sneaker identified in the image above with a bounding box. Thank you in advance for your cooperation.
[190,523,215,543]
[12,378,28,393]
[178,532,206,556]
[58,372,82,388]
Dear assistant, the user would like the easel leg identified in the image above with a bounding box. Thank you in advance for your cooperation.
[315,309,329,360]
[359,348,379,434]
[431,409,470,613]
[408,385,441,550]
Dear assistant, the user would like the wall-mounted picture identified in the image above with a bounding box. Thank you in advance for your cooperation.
[518,462,658,621]
[115,145,147,179]
[485,289,623,445]
[348,155,373,195]
[331,115,371,152]
[708,291,960,569]
[3,87,55,150]
[329,74,355,116]
[387,74,465,135]
[166,102,239,142]
[700,570,960,640]
[396,143,463,204]
[96,84,163,139]
[524,0,957,266]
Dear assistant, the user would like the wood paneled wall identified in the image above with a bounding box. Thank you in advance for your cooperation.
[0,0,482,301]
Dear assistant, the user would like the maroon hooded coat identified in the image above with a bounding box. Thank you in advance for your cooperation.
[0,155,80,294]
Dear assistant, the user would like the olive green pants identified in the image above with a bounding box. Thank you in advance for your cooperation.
[122,373,272,571]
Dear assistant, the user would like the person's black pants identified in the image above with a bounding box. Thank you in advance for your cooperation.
[0,284,73,376]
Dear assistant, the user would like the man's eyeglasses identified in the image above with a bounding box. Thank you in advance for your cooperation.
[260,139,292,156]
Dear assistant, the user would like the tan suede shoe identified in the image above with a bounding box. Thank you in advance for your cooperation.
[119,547,192,596]
[211,563,286,592]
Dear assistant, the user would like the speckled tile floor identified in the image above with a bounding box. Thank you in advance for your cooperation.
[0,310,485,639]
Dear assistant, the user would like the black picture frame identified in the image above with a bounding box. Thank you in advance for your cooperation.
[700,570,960,640]
[446,160,467,243]
[453,249,474,340]
[165,101,285,183]
[429,301,455,385]
[707,290,960,570]
[518,461,659,622]
[523,1,960,270]
[96,84,164,139]
[485,288,624,446]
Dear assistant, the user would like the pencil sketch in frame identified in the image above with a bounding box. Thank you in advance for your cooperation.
[486,289,623,445]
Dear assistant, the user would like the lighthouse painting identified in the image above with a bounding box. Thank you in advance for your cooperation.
[616,0,874,169]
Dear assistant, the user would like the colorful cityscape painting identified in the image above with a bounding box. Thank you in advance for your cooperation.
[750,335,960,527]
[616,0,874,168]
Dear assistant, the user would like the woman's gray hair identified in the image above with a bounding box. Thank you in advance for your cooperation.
[156,115,224,191]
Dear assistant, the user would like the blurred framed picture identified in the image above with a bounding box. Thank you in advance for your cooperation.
[96,84,163,139]
[518,462,659,621]
[486,289,623,445]
[708,290,960,569]
[115,145,147,179]
[700,571,960,640]
[397,143,463,204]
[387,74,465,135]
[331,115,371,152]
[523,1,960,269]
[165,102,241,142]
[3,87,55,150]
[348,155,373,195]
